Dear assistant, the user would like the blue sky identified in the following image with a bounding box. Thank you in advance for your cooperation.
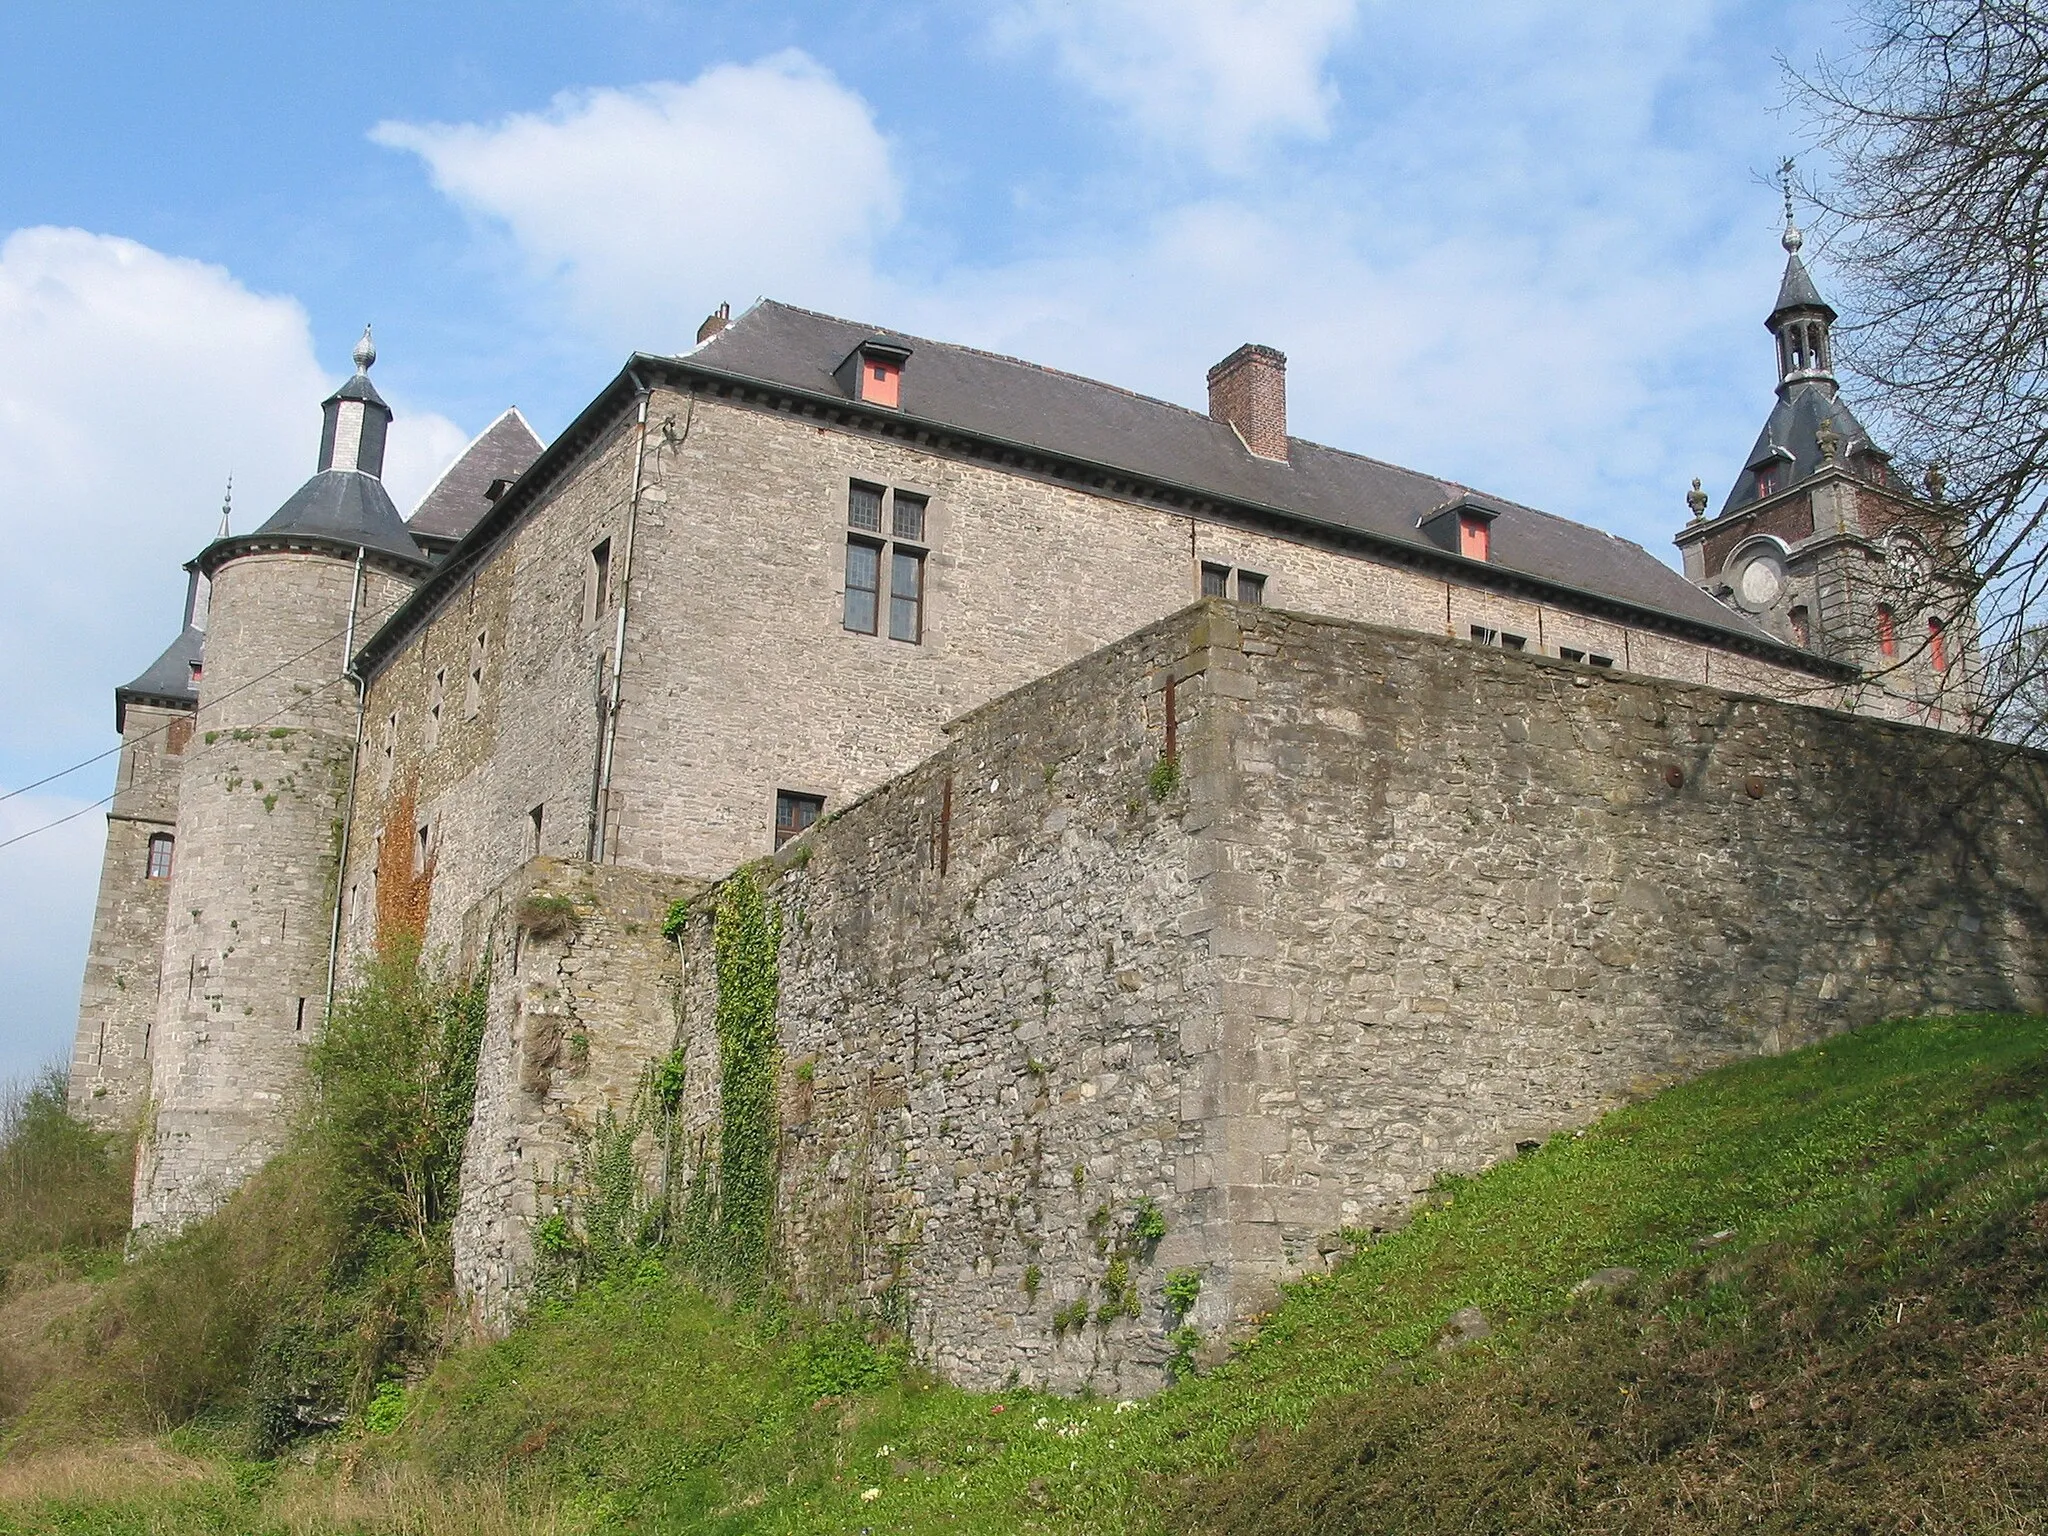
[0,0,1860,1082]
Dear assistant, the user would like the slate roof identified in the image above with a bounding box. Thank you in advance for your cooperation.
[253,469,423,564]
[408,408,545,541]
[690,301,1778,645]
[115,624,203,731]
[1772,252,1834,319]
[1718,381,1879,518]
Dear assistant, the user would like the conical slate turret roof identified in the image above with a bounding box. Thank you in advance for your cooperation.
[253,470,422,562]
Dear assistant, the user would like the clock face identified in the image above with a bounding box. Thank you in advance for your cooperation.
[1737,554,1785,610]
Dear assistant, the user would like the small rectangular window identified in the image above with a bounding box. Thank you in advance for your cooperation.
[588,538,613,622]
[848,482,884,532]
[1236,571,1266,605]
[844,539,881,634]
[1501,633,1527,651]
[891,491,927,542]
[1470,625,1497,645]
[1559,646,1586,663]
[1589,654,1615,668]
[890,548,925,643]
[145,833,174,881]
[1201,563,1231,598]
[775,791,824,848]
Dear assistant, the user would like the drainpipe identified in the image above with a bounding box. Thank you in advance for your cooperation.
[592,376,651,861]
[324,546,368,1017]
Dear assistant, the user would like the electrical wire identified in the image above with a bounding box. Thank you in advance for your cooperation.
[0,586,411,808]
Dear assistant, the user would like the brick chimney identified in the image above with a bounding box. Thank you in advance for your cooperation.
[696,302,731,344]
[1206,343,1288,461]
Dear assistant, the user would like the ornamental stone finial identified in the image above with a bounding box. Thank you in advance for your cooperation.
[1780,158,1804,254]
[1924,460,1947,502]
[352,324,376,374]
[1817,418,1842,463]
[1686,477,1708,520]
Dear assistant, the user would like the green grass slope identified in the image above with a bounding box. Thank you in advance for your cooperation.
[6,1011,2047,1535]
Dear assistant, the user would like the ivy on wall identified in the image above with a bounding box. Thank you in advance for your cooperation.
[710,867,780,1285]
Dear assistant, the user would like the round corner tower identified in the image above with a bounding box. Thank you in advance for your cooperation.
[133,330,432,1235]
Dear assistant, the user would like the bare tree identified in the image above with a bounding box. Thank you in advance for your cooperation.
[1795,0,2048,743]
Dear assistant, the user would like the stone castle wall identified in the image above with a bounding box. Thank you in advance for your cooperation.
[356,385,1851,992]
[453,602,2048,1393]
[67,701,190,1126]
[134,553,412,1233]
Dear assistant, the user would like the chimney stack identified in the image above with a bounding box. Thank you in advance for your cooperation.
[697,302,731,344]
[1206,343,1288,461]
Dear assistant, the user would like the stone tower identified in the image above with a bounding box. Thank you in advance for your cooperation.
[65,563,207,1128]
[1675,199,1979,727]
[132,330,431,1234]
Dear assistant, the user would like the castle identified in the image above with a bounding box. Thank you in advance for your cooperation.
[64,214,2045,1392]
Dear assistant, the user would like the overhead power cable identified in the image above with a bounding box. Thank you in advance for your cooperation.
[0,587,410,807]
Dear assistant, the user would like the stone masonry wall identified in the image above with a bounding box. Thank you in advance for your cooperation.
[513,600,2046,1399]
[67,701,189,1127]
[358,385,1848,1001]
[452,859,703,1326]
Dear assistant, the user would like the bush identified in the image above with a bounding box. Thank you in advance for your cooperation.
[0,1069,130,1286]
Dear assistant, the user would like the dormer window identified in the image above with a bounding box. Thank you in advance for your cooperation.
[837,340,912,408]
[1755,468,1777,498]
[1458,512,1491,562]
[1419,495,1500,561]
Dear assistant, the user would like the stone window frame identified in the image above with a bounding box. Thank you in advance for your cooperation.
[586,537,614,626]
[465,629,488,719]
[425,668,446,753]
[842,478,935,645]
[145,832,174,881]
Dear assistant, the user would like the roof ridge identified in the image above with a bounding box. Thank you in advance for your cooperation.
[407,405,542,519]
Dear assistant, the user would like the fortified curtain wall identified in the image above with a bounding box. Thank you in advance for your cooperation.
[452,602,2048,1395]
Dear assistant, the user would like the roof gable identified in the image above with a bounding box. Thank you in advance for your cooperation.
[408,408,546,541]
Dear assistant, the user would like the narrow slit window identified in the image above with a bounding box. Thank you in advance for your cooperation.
[145,832,174,881]
[1877,604,1897,659]
[466,630,487,717]
[415,821,431,873]
[426,668,445,752]
[1789,606,1810,648]
[844,539,881,634]
[1236,571,1266,605]
[889,548,925,643]
[848,481,884,532]
[1928,615,1949,672]
[774,791,824,849]
[891,491,927,542]
[379,713,396,788]
[528,804,544,857]
[1200,562,1231,598]
[588,538,613,622]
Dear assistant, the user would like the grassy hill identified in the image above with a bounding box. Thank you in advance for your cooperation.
[4,1010,2046,1534]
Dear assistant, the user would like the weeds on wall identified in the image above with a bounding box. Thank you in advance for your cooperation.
[690,868,782,1288]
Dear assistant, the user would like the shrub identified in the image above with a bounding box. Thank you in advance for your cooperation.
[0,1067,131,1286]
[1147,754,1182,801]
[1164,1267,1202,1319]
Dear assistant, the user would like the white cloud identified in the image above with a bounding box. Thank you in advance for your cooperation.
[0,227,467,1069]
[371,52,902,352]
[993,0,1360,169]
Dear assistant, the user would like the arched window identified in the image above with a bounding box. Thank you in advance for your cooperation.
[145,833,174,880]
[1876,604,1896,659]
[1927,615,1949,673]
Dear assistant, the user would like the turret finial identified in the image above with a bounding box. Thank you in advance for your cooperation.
[1686,477,1709,520]
[352,324,376,375]
[219,476,232,538]
[1779,158,1803,254]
